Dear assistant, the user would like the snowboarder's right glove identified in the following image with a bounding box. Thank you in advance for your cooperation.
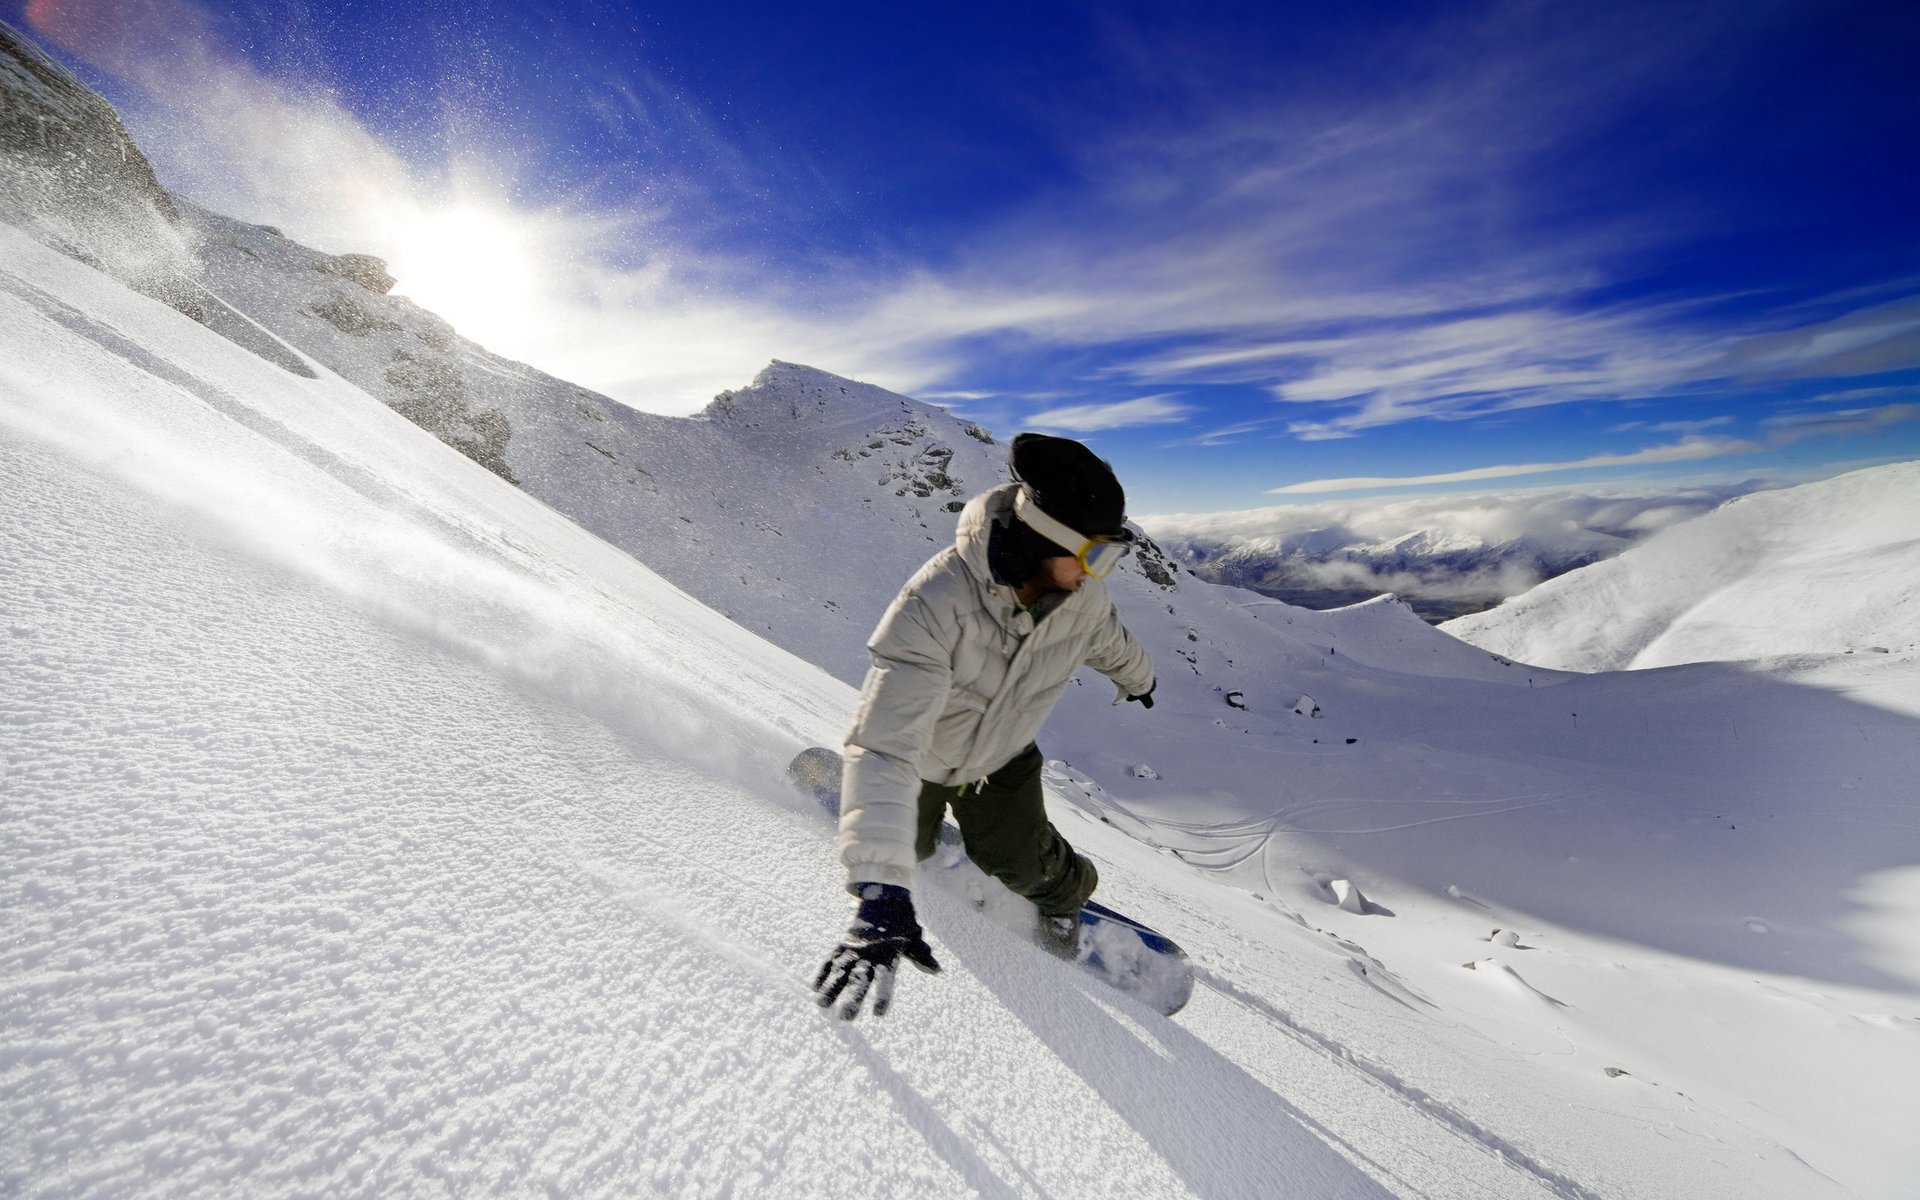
[813,883,941,1019]
[1126,683,1156,709]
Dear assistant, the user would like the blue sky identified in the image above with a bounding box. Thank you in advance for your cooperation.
[14,0,1920,512]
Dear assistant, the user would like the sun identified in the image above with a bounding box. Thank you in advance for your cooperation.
[385,206,542,350]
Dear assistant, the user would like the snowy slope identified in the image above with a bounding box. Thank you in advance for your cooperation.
[2,226,1413,1199]
[177,203,1025,683]
[1443,463,1920,686]
[10,218,1920,1198]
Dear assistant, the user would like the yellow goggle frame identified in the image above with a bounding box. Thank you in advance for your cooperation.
[1014,487,1132,579]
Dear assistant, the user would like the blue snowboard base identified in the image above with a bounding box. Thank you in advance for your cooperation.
[788,746,1193,1016]
[1073,900,1194,1016]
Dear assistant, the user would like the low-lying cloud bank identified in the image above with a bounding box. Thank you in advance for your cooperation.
[1141,481,1779,621]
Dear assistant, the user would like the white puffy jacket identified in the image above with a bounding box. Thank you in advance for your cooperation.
[838,483,1155,890]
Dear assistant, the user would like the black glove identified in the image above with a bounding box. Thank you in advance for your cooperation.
[1127,683,1156,709]
[813,883,941,1019]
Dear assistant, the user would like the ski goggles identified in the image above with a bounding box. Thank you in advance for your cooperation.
[1014,486,1133,579]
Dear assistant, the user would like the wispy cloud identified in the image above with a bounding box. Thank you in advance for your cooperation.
[1155,481,1779,542]
[1165,417,1291,448]
[1027,394,1195,432]
[1762,401,1920,439]
[1715,297,1920,380]
[1269,435,1760,495]
[1612,416,1735,434]
[907,6,1920,435]
[1270,401,1920,494]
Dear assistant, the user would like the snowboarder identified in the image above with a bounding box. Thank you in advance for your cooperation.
[812,433,1157,1018]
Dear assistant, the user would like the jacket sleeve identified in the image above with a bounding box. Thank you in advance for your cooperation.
[838,591,953,893]
[1084,597,1155,703]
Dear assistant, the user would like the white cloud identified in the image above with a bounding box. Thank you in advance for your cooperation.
[1716,298,1920,379]
[1165,417,1289,448]
[1268,435,1759,494]
[1139,479,1783,609]
[1611,416,1735,434]
[1142,482,1773,547]
[1761,402,1920,440]
[1266,401,1920,495]
[1027,394,1196,432]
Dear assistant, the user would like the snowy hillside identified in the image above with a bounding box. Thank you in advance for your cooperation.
[1444,463,1920,686]
[177,200,1053,682]
[7,22,1920,1199]
[15,217,1920,1198]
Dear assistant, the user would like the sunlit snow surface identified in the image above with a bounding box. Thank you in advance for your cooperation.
[5,223,1919,1198]
[1444,464,1920,682]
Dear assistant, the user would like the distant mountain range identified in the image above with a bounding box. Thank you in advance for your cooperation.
[1143,482,1769,622]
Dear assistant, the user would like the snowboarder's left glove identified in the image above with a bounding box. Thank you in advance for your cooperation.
[1126,683,1156,709]
[813,884,941,1019]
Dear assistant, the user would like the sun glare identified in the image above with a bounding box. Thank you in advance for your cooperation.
[386,207,542,351]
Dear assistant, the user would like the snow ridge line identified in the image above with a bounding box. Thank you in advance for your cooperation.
[1195,967,1609,1200]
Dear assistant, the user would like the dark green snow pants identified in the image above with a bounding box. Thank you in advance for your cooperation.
[913,743,1097,917]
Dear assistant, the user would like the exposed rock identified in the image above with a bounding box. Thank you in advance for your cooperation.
[0,22,324,380]
[0,22,178,233]
[1131,531,1179,589]
[384,351,516,483]
[306,294,401,336]
[314,252,396,294]
[1,19,190,315]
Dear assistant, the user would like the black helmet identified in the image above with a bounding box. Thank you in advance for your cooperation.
[1008,432,1126,537]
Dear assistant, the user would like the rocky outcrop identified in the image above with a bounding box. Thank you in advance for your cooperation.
[0,22,177,225]
[0,21,195,306]
[307,294,403,336]
[383,349,516,482]
[0,21,323,379]
[315,252,397,295]
[1131,532,1180,589]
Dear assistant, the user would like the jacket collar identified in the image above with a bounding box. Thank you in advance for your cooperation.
[954,483,1090,635]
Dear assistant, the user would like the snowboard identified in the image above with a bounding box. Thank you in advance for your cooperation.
[786,746,1194,1016]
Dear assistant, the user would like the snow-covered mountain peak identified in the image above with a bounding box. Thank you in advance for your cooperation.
[706,359,984,440]
[700,359,1000,509]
